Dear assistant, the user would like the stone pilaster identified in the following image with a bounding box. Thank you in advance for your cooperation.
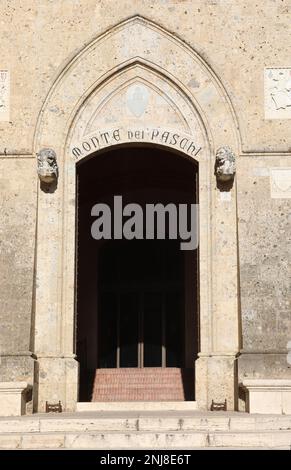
[34,356,79,412]
[195,354,238,411]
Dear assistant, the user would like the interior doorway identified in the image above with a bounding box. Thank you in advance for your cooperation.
[76,145,199,401]
[98,239,184,369]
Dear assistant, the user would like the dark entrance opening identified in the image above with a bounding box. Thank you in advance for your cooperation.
[98,239,184,369]
[76,146,198,401]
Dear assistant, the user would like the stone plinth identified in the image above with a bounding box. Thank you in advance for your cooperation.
[242,380,291,414]
[0,382,32,416]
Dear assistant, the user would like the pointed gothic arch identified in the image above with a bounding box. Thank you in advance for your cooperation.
[33,16,240,412]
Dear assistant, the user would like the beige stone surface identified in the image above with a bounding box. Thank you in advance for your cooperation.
[0,159,36,355]
[2,409,291,433]
[270,168,291,198]
[22,433,65,450]
[0,1,290,417]
[76,401,198,412]
[33,13,239,412]
[64,431,208,449]
[237,155,291,399]
[1,410,291,448]
[1,1,291,152]
[0,435,21,450]
[265,68,291,119]
[0,418,39,433]
[242,379,291,414]
[36,357,79,412]
[0,382,31,417]
[209,430,291,449]
[40,418,137,433]
[0,70,9,121]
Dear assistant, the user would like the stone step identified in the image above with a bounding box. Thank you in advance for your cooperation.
[92,382,187,385]
[0,429,291,449]
[1,411,291,449]
[92,394,187,401]
[92,368,185,374]
[76,401,198,411]
[1,411,291,435]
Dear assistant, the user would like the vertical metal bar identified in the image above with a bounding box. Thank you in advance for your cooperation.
[162,292,166,367]
[139,292,144,368]
[117,293,120,368]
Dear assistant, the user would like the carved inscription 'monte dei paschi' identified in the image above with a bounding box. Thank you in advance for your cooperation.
[71,127,202,160]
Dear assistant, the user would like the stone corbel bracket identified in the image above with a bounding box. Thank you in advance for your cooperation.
[37,148,58,185]
[215,146,236,185]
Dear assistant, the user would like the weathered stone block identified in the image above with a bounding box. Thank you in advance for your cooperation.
[242,379,291,414]
[0,382,32,416]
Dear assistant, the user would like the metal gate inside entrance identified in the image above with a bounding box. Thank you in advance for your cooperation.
[76,146,198,401]
[98,239,183,369]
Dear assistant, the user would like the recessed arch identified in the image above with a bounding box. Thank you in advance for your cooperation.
[85,74,191,135]
[33,15,240,412]
[34,16,240,156]
[67,61,204,149]
[76,145,199,402]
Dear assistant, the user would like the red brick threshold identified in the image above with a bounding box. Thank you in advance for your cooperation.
[92,368,195,402]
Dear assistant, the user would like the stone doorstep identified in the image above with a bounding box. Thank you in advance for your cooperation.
[94,368,185,372]
[76,401,198,412]
[0,382,32,417]
[241,379,291,414]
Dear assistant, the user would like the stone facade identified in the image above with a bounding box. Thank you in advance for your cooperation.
[0,1,290,416]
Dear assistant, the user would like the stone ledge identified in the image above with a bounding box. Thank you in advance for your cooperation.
[241,379,291,414]
[0,382,32,417]
[76,401,198,412]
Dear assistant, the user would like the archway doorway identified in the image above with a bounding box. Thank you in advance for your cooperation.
[76,146,199,402]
